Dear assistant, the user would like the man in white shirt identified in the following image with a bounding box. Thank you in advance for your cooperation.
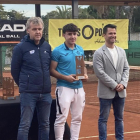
[93,24,129,140]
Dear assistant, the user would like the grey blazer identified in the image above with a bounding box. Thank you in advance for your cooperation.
[93,45,129,99]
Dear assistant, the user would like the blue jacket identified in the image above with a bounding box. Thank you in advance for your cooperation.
[11,35,51,94]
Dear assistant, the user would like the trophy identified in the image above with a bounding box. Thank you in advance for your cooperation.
[1,77,15,100]
[75,56,85,80]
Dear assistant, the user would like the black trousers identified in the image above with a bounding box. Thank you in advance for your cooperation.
[0,99,70,140]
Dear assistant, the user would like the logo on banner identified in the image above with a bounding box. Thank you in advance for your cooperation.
[0,20,27,43]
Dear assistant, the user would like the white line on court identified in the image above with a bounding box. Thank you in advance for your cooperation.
[89,102,99,104]
[89,98,140,104]
[128,93,140,95]
[126,99,140,101]
[87,96,95,97]
[79,130,140,139]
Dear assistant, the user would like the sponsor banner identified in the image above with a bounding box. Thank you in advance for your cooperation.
[49,19,129,50]
[0,20,26,44]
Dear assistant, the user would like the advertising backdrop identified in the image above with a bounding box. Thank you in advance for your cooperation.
[0,20,26,44]
[49,19,129,50]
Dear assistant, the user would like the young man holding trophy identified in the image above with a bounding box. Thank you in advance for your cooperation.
[50,23,88,140]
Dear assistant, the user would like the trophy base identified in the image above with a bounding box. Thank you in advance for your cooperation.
[76,76,85,80]
[0,95,16,100]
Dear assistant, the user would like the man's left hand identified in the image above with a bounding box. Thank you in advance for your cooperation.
[115,84,124,92]
[81,74,88,82]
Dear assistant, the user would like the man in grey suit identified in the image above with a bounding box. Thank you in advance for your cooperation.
[93,24,129,140]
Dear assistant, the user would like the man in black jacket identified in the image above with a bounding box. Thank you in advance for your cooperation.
[11,17,52,140]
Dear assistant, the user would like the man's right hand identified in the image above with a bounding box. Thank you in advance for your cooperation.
[115,84,124,92]
[65,75,79,83]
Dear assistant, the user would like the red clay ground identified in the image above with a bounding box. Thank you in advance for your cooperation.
[51,81,140,140]
[1,70,140,140]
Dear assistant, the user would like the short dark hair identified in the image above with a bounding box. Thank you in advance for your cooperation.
[103,24,117,34]
[63,23,78,34]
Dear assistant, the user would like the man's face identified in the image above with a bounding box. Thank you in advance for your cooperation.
[63,31,77,45]
[103,28,116,44]
[27,22,43,44]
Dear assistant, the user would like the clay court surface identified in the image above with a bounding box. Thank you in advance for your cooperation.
[1,68,140,140]
[51,81,140,140]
